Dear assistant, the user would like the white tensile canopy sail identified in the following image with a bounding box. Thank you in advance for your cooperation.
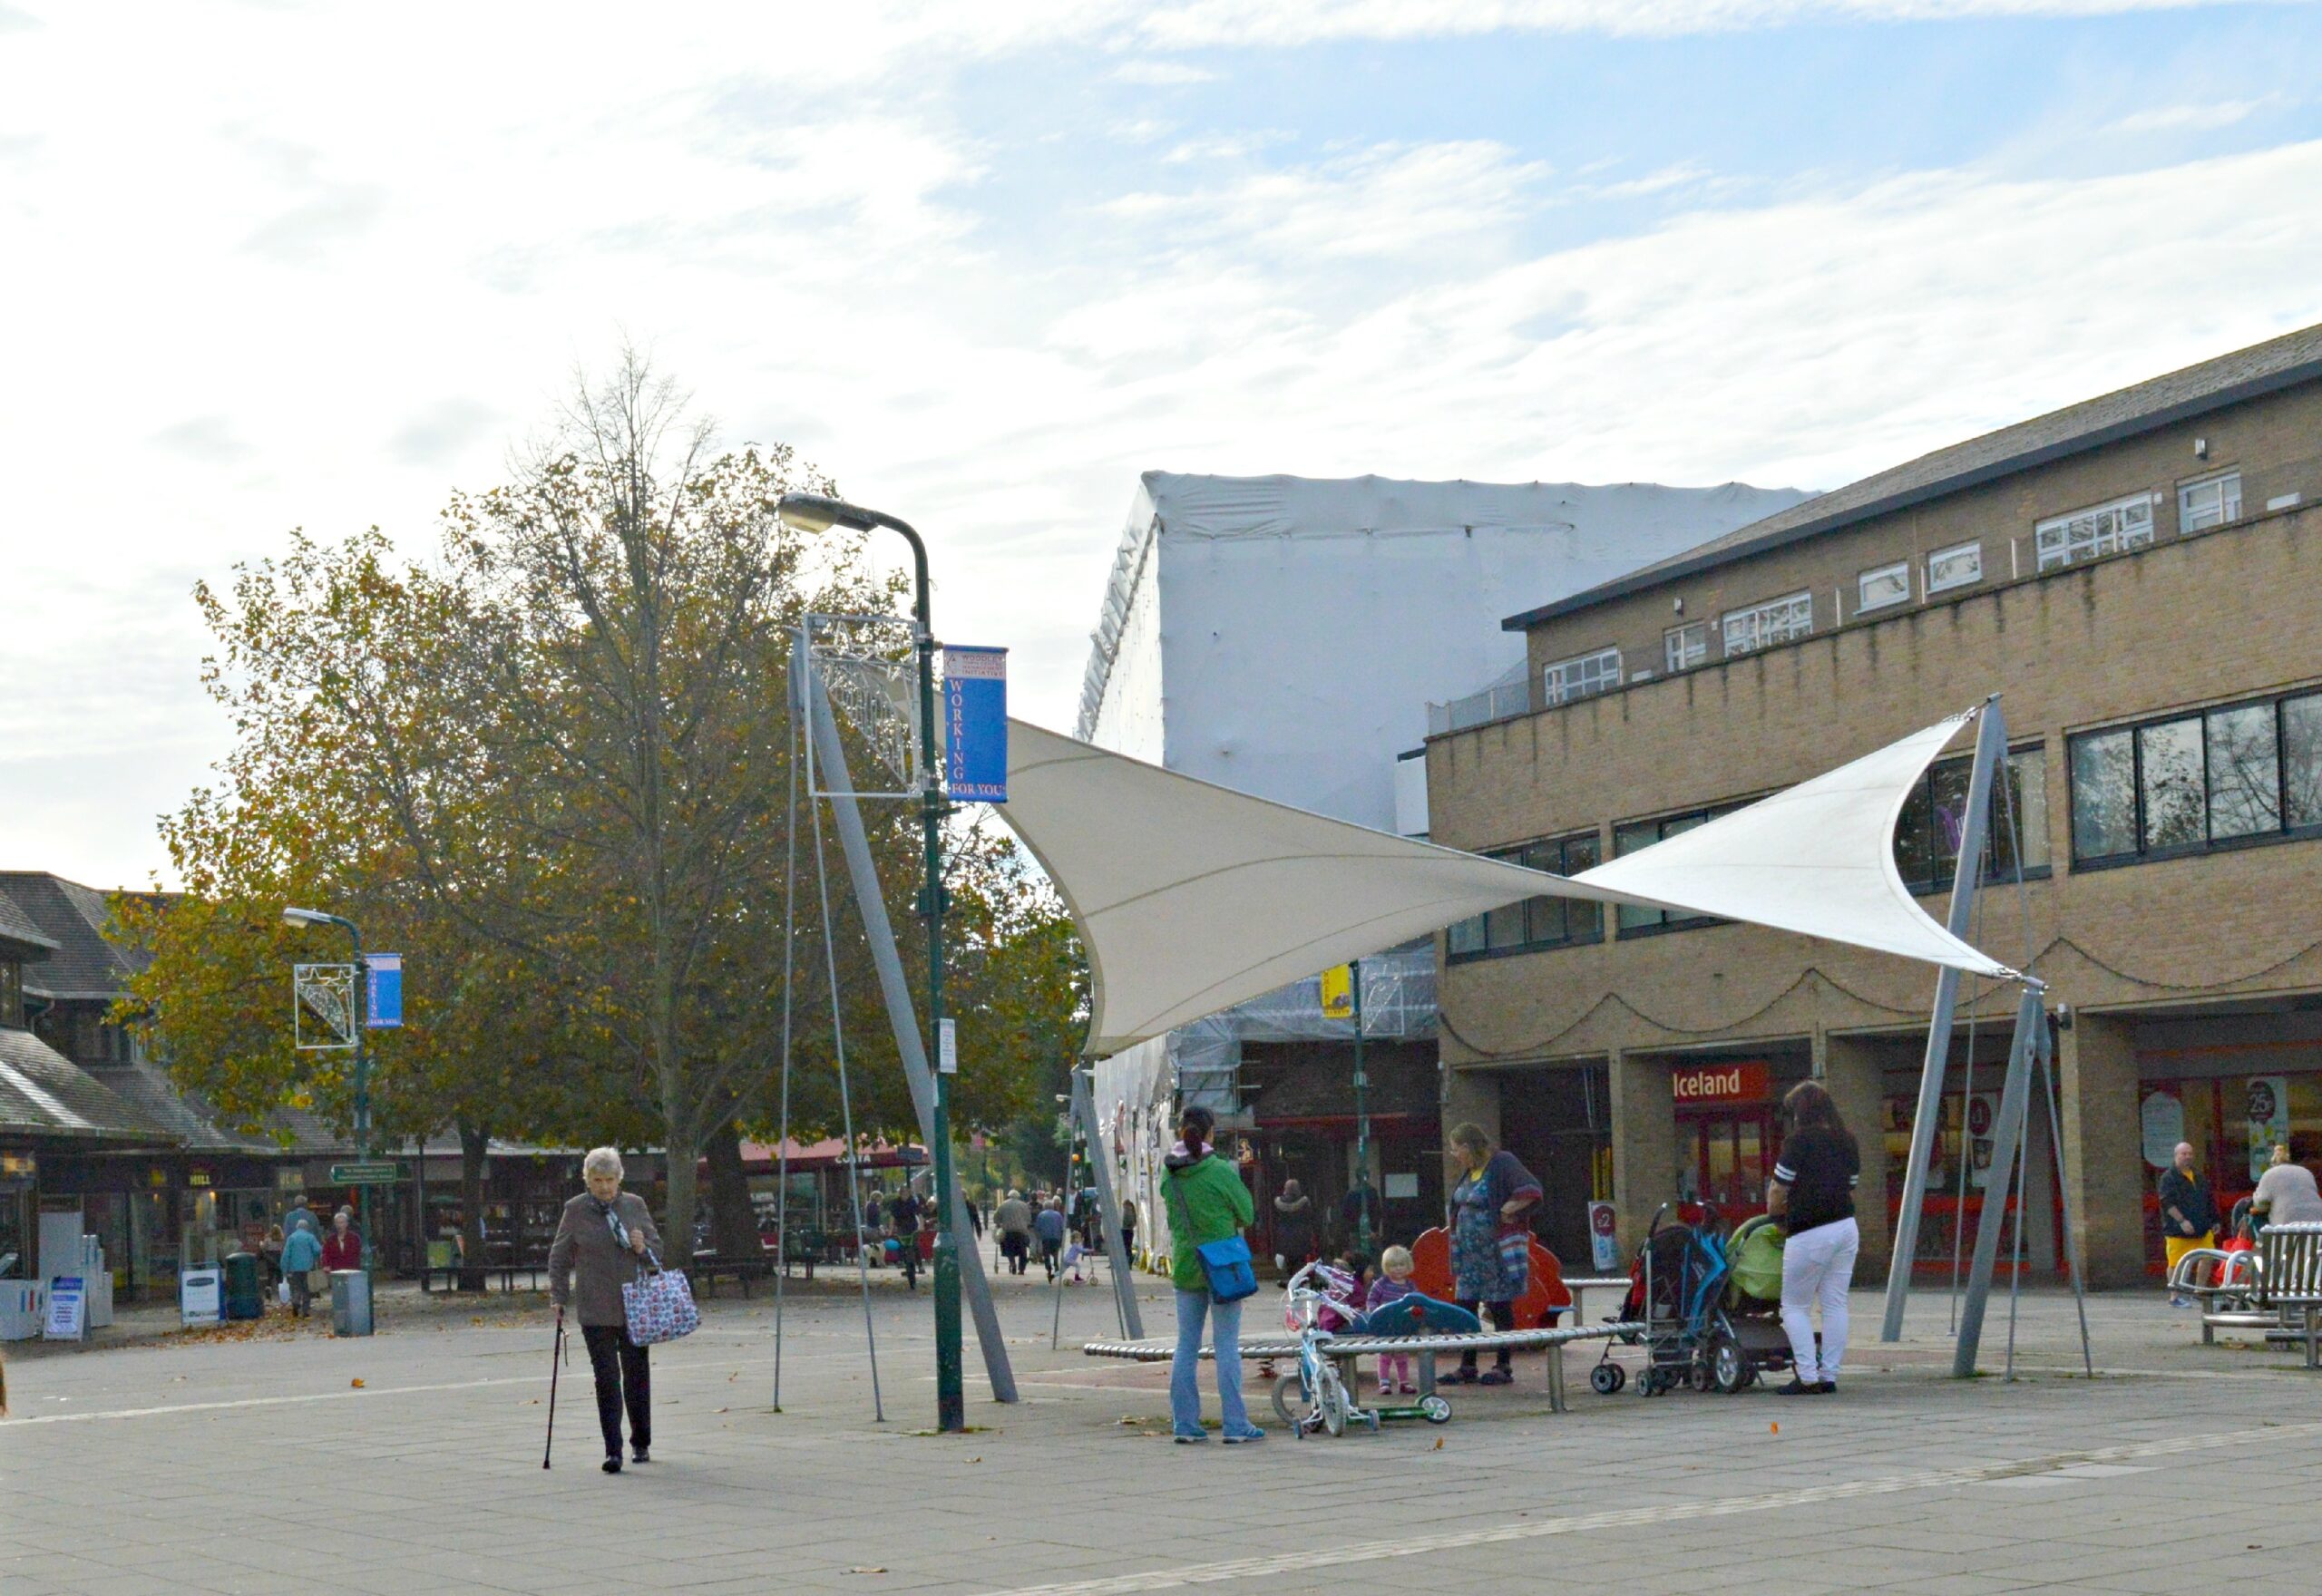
[1571,708,2018,983]
[999,710,2015,1058]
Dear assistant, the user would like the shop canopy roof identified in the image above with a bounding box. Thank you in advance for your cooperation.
[999,709,2016,1058]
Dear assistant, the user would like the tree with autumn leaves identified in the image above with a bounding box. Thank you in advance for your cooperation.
[119,353,1086,1260]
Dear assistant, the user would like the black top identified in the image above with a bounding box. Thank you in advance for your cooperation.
[2156,1168,2218,1236]
[889,1192,921,1232]
[1774,1126,1860,1236]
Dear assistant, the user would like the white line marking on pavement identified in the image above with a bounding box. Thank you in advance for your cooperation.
[978,1420,2322,1596]
[6,1376,541,1425]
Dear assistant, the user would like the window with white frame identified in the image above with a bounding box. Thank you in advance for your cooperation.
[1542,646,1623,706]
[1721,591,1812,657]
[2178,471,2241,534]
[1857,560,1909,611]
[2035,492,2154,571]
[1663,622,1706,673]
[1926,540,1982,594]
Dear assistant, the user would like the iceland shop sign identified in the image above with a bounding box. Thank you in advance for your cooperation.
[942,646,1009,803]
[1670,1060,1771,1106]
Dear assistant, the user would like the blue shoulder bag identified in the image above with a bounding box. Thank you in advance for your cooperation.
[1195,1236,1257,1303]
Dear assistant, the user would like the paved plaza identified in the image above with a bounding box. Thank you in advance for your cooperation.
[3,1265,2317,1596]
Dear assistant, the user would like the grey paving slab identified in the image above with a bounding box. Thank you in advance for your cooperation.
[3,1279,2319,1596]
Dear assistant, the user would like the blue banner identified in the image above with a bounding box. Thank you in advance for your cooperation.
[942,646,1009,803]
[366,953,403,1029]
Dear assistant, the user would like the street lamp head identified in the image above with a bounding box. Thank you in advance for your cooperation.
[778,491,876,534]
[282,906,334,928]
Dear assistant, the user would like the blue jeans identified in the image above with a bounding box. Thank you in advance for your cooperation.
[1170,1288,1258,1437]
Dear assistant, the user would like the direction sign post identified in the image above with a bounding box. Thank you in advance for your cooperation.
[330,1162,400,1186]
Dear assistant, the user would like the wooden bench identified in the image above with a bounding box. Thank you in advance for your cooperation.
[690,1255,776,1299]
[2175,1221,2322,1366]
[417,1261,548,1294]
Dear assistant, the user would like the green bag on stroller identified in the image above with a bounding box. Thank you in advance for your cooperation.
[1726,1215,1786,1306]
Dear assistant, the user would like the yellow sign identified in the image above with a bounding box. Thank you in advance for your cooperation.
[1319,964,1353,1019]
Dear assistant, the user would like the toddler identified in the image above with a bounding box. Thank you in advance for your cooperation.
[1366,1245,1418,1395]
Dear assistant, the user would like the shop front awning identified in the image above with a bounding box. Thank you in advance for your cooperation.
[998,709,2015,1058]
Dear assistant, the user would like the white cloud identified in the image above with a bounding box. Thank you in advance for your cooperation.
[1126,0,2302,46]
[1113,59,1219,84]
[3,4,2321,889]
[2105,95,2283,134]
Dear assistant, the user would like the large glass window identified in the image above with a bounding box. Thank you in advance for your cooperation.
[2138,717,2206,853]
[2035,492,2155,571]
[1542,647,1623,706]
[1663,622,1706,674]
[2070,728,2138,861]
[1927,541,1983,594]
[1446,832,1604,959]
[1721,592,1812,657]
[2070,688,2322,866]
[1858,560,1909,612]
[1894,746,2050,892]
[2178,471,2242,534]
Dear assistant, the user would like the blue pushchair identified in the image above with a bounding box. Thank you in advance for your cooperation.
[1592,1203,1800,1396]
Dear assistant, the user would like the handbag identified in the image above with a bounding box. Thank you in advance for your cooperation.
[1195,1235,1258,1303]
[1496,1226,1531,1291]
[621,1250,700,1346]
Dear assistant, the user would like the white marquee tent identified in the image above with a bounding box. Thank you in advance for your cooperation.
[1000,708,2017,1058]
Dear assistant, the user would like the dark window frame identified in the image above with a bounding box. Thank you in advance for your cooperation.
[1445,830,1606,963]
[1895,741,2054,896]
[2067,686,2322,871]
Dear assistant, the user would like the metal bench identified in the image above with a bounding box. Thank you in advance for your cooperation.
[691,1255,776,1299]
[2174,1221,2322,1366]
[1086,1320,1643,1413]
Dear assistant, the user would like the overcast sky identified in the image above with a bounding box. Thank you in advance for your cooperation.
[4,1,2319,890]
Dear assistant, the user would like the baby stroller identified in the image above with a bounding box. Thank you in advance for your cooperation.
[1591,1204,1799,1396]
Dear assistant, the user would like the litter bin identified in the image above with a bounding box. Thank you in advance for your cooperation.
[222,1251,264,1320]
[328,1269,374,1338]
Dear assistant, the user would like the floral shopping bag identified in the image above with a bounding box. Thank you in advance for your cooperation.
[621,1251,700,1346]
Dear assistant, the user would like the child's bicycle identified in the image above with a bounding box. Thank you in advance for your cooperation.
[1270,1261,1464,1436]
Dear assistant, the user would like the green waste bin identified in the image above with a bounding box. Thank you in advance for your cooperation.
[222,1251,264,1320]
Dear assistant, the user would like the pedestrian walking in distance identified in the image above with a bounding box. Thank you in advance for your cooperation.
[279,1220,322,1317]
[322,1209,361,1272]
[1443,1123,1542,1384]
[996,1189,1032,1275]
[889,1185,922,1291]
[1768,1080,1861,1395]
[1034,1197,1068,1280]
[548,1147,662,1474]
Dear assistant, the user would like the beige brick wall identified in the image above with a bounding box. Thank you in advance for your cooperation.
[1430,459,2322,1269]
[1519,380,2322,693]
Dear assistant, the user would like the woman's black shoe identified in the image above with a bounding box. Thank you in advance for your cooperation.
[601,1456,623,1474]
[1772,1377,1822,1396]
[631,1446,650,1464]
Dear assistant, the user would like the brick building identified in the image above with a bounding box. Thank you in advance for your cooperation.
[1425,322,2322,1286]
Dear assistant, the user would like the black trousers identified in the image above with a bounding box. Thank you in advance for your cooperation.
[1457,1299,1517,1371]
[581,1323,651,1457]
[898,1235,919,1289]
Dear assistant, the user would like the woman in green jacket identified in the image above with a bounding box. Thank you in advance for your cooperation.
[1162,1105,1263,1443]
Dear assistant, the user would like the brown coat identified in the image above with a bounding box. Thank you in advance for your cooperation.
[547,1191,663,1328]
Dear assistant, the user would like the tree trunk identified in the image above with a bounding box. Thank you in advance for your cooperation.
[458,1119,490,1293]
[703,1116,758,1259]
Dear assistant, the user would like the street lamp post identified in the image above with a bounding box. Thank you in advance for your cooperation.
[1351,958,1371,1263]
[283,906,372,1278]
[778,491,964,1434]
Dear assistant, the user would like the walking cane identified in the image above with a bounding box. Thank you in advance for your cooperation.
[543,1307,564,1469]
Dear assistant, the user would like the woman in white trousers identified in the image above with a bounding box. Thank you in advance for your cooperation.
[1767,1080,1861,1396]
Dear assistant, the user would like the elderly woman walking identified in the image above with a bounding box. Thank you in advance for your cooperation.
[548,1148,662,1474]
[1445,1123,1542,1385]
